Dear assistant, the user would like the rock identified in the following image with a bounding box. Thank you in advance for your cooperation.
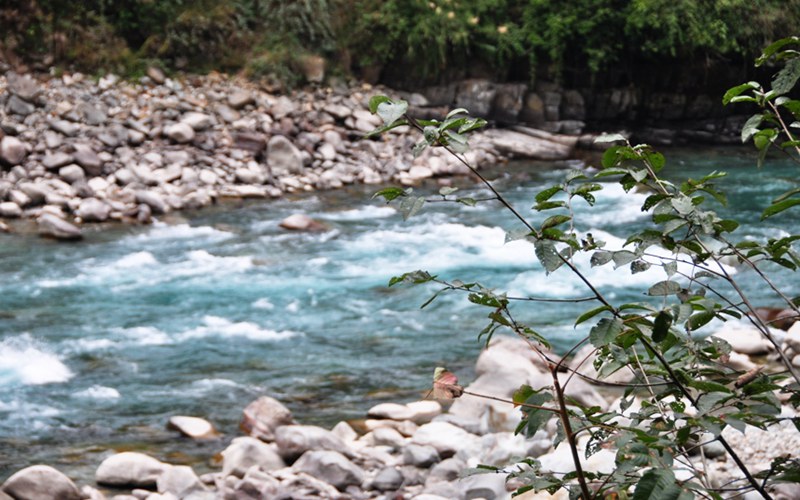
[402,444,440,468]
[233,466,283,498]
[317,142,337,161]
[299,54,326,83]
[165,123,195,144]
[0,202,22,218]
[323,104,351,120]
[291,450,365,491]
[76,198,111,222]
[279,214,327,231]
[228,90,255,110]
[232,132,266,154]
[135,191,168,215]
[235,167,265,184]
[77,101,107,125]
[411,422,481,458]
[480,129,574,160]
[267,135,304,176]
[519,92,546,125]
[157,466,206,498]
[44,152,74,170]
[405,401,442,424]
[8,94,36,116]
[49,119,81,137]
[456,473,509,500]
[561,90,586,121]
[491,83,527,123]
[0,136,27,166]
[221,436,286,478]
[711,322,774,355]
[240,396,296,441]
[7,72,41,102]
[9,189,32,208]
[455,79,496,117]
[72,145,104,176]
[95,452,170,488]
[270,96,296,120]
[37,213,82,240]
[1,465,82,500]
[568,344,634,385]
[368,403,414,421]
[167,416,219,439]
[370,427,407,449]
[18,182,48,205]
[147,66,166,84]
[784,321,800,355]
[182,112,214,131]
[58,164,86,184]
[371,467,404,491]
[274,424,353,461]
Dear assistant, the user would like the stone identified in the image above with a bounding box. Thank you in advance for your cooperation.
[371,467,404,491]
[233,467,283,498]
[135,191,168,215]
[8,94,36,116]
[318,142,337,161]
[270,96,296,119]
[49,119,81,137]
[77,101,107,125]
[323,104,351,120]
[0,202,22,218]
[1,465,81,500]
[368,403,414,421]
[299,54,326,83]
[267,135,304,176]
[405,401,442,424]
[232,132,266,154]
[561,90,586,121]
[167,416,219,439]
[165,123,195,143]
[491,83,527,123]
[76,198,111,222]
[279,214,327,231]
[37,213,82,240]
[156,466,206,498]
[370,427,406,449]
[147,66,166,84]
[402,444,440,468]
[0,136,27,166]
[228,90,255,110]
[7,72,41,101]
[9,190,32,208]
[711,322,774,355]
[456,473,509,500]
[87,177,110,193]
[18,182,48,206]
[72,145,104,176]
[480,129,574,160]
[182,112,214,131]
[291,450,365,491]
[240,396,295,441]
[411,422,481,458]
[235,167,264,184]
[455,79,496,117]
[95,452,170,488]
[221,437,286,478]
[44,152,74,170]
[274,424,353,461]
[520,92,546,125]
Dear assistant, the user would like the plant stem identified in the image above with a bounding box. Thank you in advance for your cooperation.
[551,364,593,500]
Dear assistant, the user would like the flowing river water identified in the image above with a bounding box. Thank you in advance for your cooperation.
[1,147,798,482]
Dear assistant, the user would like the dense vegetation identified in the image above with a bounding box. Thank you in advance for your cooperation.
[1,0,798,87]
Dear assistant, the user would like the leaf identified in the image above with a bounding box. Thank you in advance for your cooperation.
[756,36,800,65]
[594,132,627,143]
[458,117,487,134]
[535,185,563,204]
[722,82,759,105]
[612,250,638,268]
[535,240,563,274]
[590,318,624,347]
[762,199,800,220]
[632,468,682,500]
[363,119,410,139]
[591,251,613,267]
[648,281,682,296]
[541,215,571,230]
[398,196,425,220]
[653,311,672,342]
[376,99,408,126]
[687,311,716,330]
[741,114,763,143]
[372,187,408,202]
[631,260,651,274]
[773,58,800,95]
[445,108,469,119]
[439,186,458,196]
[671,195,695,215]
[575,305,612,326]
[368,95,392,113]
[432,367,464,399]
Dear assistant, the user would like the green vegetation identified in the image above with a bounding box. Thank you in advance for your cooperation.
[367,37,800,498]
[1,1,798,85]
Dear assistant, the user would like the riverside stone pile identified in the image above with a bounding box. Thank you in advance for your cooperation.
[3,329,800,500]
[0,70,581,239]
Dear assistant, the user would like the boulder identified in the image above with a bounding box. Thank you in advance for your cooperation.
[232,466,283,498]
[72,145,104,176]
[37,213,82,240]
[167,416,219,439]
[221,437,286,478]
[279,214,327,231]
[267,135,304,176]
[76,198,111,222]
[402,444,440,468]
[95,452,170,488]
[8,94,36,116]
[1,465,82,500]
[405,401,442,424]
[228,90,255,110]
[291,450,365,491]
[165,123,195,144]
[369,427,406,449]
[0,136,27,166]
[182,112,214,131]
[411,422,481,458]
[370,467,404,491]
[455,79,496,117]
[274,424,353,461]
[135,191,168,215]
[157,465,207,498]
[479,129,574,160]
[367,403,414,421]
[44,153,74,170]
[240,396,296,441]
[0,202,22,218]
[710,322,774,355]
[491,83,527,123]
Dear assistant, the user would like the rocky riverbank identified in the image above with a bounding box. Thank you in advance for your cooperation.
[0,70,590,240]
[3,323,800,500]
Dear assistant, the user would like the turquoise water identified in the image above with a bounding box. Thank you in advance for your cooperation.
[0,147,798,480]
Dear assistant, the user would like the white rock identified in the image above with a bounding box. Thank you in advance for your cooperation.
[167,416,219,439]
[0,136,28,166]
[370,427,407,449]
[411,422,481,457]
[291,450,365,491]
[240,396,295,441]
[59,165,85,183]
[274,424,353,460]
[402,444,440,468]
[267,135,304,176]
[279,214,327,231]
[710,322,774,355]
[406,401,442,424]
[76,198,111,222]
[0,202,22,218]
[368,403,414,421]
[181,112,214,131]
[164,123,195,143]
[1,465,82,500]
[37,213,82,240]
[221,437,285,478]
[95,452,170,488]
[331,421,358,442]
[156,465,207,497]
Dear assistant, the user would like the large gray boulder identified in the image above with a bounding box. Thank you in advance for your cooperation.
[156,465,207,497]
[0,136,28,166]
[274,424,353,461]
[267,135,304,176]
[1,465,81,500]
[95,452,170,488]
[291,450,365,491]
[240,396,296,441]
[72,145,104,176]
[479,129,574,160]
[37,213,82,241]
[411,422,481,458]
[76,198,111,222]
[221,436,285,478]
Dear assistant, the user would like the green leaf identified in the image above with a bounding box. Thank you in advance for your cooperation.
[363,119,410,139]
[756,36,800,65]
[631,260,651,274]
[445,107,469,119]
[376,99,408,126]
[590,318,624,347]
[612,250,638,268]
[575,305,612,326]
[602,145,623,169]
[388,270,435,287]
[536,186,563,204]
[591,251,613,267]
[372,187,409,202]
[762,199,800,220]
[653,311,672,342]
[535,240,563,274]
[541,215,571,230]
[368,95,392,113]
[687,311,716,330]
[741,114,763,143]
[723,82,759,105]
[632,468,682,500]
[458,117,487,134]
[439,186,458,196]
[671,195,695,215]
[773,58,800,95]
[398,196,425,220]
[648,281,682,296]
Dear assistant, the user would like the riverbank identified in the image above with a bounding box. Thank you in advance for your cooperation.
[0,69,594,240]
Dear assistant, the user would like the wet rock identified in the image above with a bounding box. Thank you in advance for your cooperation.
[279,214,327,231]
[37,213,82,240]
[0,136,27,166]
[240,396,296,441]
[95,452,170,488]
[291,450,365,491]
[164,123,195,143]
[267,135,304,176]
[1,465,81,500]
[76,197,111,222]
[221,437,285,478]
[167,416,219,439]
[274,424,353,461]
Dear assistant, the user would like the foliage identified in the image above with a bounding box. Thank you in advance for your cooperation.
[366,37,800,499]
